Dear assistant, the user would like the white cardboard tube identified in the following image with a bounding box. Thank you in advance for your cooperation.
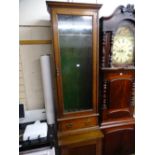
[40,55,55,124]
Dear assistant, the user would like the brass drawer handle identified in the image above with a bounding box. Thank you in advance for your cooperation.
[84,119,91,126]
[66,123,73,128]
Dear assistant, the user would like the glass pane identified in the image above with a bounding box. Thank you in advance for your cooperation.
[58,15,93,113]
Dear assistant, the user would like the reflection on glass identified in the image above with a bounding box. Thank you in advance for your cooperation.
[58,15,93,113]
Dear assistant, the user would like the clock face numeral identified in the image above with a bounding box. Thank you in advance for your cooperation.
[111,26,134,66]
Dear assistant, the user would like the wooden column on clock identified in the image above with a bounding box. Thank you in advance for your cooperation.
[46,1,103,155]
[99,4,135,155]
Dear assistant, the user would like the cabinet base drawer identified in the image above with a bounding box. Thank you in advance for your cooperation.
[58,116,97,132]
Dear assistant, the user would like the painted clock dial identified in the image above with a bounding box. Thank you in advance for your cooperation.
[111,26,134,67]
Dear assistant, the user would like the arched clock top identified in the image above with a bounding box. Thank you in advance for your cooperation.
[99,4,135,68]
[100,4,135,32]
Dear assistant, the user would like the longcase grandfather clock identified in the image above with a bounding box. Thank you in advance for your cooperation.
[46,1,103,155]
[99,4,135,155]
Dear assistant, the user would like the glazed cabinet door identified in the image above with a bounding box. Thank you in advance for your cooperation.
[51,8,99,117]
[57,14,93,113]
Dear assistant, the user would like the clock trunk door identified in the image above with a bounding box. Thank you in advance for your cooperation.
[52,9,98,117]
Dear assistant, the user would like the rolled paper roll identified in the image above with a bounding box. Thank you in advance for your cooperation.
[40,55,55,125]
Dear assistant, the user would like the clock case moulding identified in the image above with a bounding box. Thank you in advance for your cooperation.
[99,4,135,69]
[99,4,135,127]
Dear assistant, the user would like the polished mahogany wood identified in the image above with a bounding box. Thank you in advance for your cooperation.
[46,1,102,10]
[101,69,135,120]
[59,129,104,155]
[99,4,135,122]
[58,116,97,132]
[99,4,135,155]
[101,123,135,155]
[99,4,135,68]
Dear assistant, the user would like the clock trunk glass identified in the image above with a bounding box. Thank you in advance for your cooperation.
[58,15,93,113]
[111,26,134,67]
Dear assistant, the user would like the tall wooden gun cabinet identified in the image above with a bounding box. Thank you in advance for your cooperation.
[46,1,103,155]
[99,4,135,155]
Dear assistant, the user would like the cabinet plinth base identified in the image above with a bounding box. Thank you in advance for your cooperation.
[59,129,104,155]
